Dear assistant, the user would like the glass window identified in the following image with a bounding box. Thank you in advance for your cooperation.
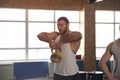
[96,11,114,23]
[69,23,80,32]
[28,10,54,21]
[96,48,106,59]
[115,11,120,23]
[28,23,54,48]
[96,24,114,47]
[0,8,26,62]
[28,49,51,60]
[0,8,25,21]
[0,22,25,48]
[0,8,83,63]
[95,10,120,59]
[115,24,120,39]
[0,50,25,60]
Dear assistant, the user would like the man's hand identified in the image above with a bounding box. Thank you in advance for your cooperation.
[49,40,63,51]
[49,40,56,49]
[55,41,63,51]
[108,75,117,80]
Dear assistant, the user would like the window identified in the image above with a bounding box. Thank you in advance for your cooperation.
[95,10,120,59]
[0,8,83,63]
[0,8,26,61]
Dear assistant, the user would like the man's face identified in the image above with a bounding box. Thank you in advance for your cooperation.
[57,20,69,34]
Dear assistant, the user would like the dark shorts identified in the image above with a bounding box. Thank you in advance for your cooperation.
[53,72,80,80]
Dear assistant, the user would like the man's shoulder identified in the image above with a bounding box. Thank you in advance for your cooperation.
[51,32,59,35]
[51,32,60,40]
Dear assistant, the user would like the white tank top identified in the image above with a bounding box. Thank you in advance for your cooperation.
[111,39,120,80]
[54,35,79,76]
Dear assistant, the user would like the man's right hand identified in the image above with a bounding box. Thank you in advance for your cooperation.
[49,40,56,49]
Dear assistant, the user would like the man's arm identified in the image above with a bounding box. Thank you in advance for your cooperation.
[99,43,116,80]
[61,31,82,43]
[37,32,58,42]
[37,32,58,49]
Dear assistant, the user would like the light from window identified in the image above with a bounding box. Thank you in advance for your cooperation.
[96,11,114,23]
[0,22,25,48]
[95,10,120,59]
[96,48,105,59]
[0,8,25,21]
[28,10,54,21]
[115,11,120,23]
[29,23,54,48]
[0,50,25,60]
[115,24,120,39]
[28,49,51,60]
[96,24,114,47]
[0,8,83,62]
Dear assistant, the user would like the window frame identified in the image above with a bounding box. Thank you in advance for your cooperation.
[95,10,120,59]
[0,8,83,63]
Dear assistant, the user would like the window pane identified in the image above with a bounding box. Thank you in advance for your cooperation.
[69,23,80,31]
[96,24,114,47]
[0,9,82,63]
[28,49,51,60]
[115,11,120,23]
[96,48,106,58]
[0,50,25,60]
[55,10,79,22]
[115,24,120,39]
[28,23,54,48]
[96,11,114,23]
[0,22,25,48]
[28,9,54,21]
[0,8,25,21]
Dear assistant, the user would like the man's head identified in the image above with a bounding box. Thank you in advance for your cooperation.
[57,17,69,34]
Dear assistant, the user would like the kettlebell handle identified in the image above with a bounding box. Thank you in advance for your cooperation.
[51,49,56,54]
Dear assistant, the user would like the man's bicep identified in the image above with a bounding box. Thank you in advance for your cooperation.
[69,32,82,41]
[101,43,113,62]
[49,32,58,40]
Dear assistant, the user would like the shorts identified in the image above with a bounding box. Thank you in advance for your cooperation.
[53,72,80,80]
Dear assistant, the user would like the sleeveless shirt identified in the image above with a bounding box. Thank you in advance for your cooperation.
[111,39,120,80]
[54,35,79,76]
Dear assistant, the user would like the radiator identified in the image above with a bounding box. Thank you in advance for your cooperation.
[0,64,13,80]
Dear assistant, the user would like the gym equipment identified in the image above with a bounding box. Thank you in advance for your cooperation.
[50,49,62,63]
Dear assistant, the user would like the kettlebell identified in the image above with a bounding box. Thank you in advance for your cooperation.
[50,49,62,63]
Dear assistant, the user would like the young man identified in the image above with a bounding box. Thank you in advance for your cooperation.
[37,17,82,80]
[99,38,120,80]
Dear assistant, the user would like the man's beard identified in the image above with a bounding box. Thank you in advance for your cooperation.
[60,27,68,35]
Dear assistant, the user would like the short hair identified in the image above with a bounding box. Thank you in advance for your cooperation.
[57,17,69,24]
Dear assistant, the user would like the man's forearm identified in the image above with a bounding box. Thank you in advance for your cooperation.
[37,32,52,43]
[61,32,82,43]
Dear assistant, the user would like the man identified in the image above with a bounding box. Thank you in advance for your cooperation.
[37,16,82,80]
[99,38,120,80]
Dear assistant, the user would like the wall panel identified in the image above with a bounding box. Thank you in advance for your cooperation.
[0,0,84,10]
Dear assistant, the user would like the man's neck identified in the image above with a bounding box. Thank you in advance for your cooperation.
[61,30,71,37]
